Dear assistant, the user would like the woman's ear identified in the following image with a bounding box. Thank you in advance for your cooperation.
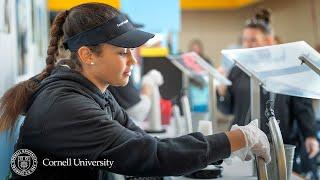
[77,46,94,65]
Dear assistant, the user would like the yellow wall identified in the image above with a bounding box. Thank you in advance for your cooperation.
[181,0,260,10]
[49,0,260,11]
[48,0,120,11]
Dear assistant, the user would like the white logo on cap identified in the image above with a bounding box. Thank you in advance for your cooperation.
[117,20,128,27]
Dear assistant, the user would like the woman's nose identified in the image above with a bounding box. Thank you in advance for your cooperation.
[127,51,137,65]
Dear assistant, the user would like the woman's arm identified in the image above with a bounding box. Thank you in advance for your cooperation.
[44,93,231,177]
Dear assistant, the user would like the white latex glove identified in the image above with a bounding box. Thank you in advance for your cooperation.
[231,119,271,164]
[142,69,164,86]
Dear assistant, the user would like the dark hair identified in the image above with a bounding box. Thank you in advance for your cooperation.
[0,3,120,133]
[245,8,273,35]
[274,35,282,44]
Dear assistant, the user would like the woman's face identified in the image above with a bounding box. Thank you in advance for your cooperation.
[87,44,137,88]
[242,28,270,48]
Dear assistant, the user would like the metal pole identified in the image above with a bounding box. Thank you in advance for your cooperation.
[208,75,218,133]
[250,77,261,124]
[298,55,320,76]
[181,95,193,133]
[265,101,287,180]
[250,77,268,180]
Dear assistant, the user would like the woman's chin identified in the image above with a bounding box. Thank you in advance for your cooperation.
[112,78,129,87]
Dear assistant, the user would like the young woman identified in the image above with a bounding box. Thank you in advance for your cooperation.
[0,3,270,179]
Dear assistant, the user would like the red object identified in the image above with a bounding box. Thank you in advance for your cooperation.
[160,98,172,125]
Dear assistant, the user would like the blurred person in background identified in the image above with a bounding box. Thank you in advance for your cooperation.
[189,39,213,65]
[217,8,319,179]
[187,39,213,112]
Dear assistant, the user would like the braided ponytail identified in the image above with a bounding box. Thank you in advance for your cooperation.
[0,10,68,133]
[40,10,68,80]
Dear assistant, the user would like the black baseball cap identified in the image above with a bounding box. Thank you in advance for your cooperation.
[63,14,154,51]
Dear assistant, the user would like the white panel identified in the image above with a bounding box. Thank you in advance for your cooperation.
[222,41,320,99]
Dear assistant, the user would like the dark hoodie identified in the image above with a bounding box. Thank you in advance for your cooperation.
[11,65,231,179]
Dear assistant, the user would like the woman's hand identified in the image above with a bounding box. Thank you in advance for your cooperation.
[227,119,271,163]
[305,137,319,158]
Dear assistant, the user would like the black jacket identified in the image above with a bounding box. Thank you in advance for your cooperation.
[218,66,317,144]
[11,65,231,179]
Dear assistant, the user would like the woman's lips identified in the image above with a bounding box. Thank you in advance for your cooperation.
[123,70,132,76]
[123,67,133,76]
